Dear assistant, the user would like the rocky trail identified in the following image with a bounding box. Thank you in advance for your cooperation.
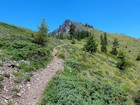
[14,48,64,105]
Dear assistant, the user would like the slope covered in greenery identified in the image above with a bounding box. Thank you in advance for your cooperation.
[0,22,52,71]
[53,20,140,60]
[0,21,140,105]
[0,22,33,37]
[40,37,140,105]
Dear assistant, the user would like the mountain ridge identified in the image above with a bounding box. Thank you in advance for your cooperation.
[51,19,139,40]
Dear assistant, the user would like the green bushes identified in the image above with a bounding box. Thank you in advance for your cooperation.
[0,76,4,81]
[136,54,140,61]
[40,72,130,105]
[71,38,76,44]
[65,59,86,72]
[135,90,140,104]
[84,35,98,53]
[33,32,48,46]
[0,82,3,89]
[117,52,132,70]
[0,36,51,71]
[9,40,51,71]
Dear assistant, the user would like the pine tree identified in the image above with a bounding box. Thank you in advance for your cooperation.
[39,18,48,35]
[110,38,119,55]
[117,51,130,70]
[100,34,107,53]
[84,35,98,53]
[104,32,108,45]
[69,23,75,39]
[34,18,49,46]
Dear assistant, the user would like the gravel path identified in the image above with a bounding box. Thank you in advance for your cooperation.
[16,48,64,105]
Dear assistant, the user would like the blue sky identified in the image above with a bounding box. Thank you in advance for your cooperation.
[0,0,140,38]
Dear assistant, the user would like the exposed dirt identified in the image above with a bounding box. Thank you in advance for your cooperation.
[16,48,64,105]
[0,48,64,105]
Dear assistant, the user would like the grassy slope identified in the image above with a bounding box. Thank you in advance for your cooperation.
[0,22,33,37]
[0,22,53,71]
[73,21,140,60]
[85,26,140,61]
[40,22,140,105]
[40,38,140,105]
[1,22,140,104]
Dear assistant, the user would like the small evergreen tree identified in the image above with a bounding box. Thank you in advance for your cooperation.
[117,51,130,70]
[38,18,48,35]
[69,23,75,39]
[104,32,108,45]
[34,32,47,46]
[84,35,98,53]
[110,38,119,55]
[34,18,49,46]
[100,34,107,53]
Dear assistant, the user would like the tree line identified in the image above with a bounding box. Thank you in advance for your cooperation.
[34,19,140,67]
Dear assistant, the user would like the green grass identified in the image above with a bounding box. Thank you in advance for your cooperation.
[40,39,140,105]
[11,87,20,93]
[0,26,52,71]
[40,71,130,105]
[0,76,4,81]
[0,82,3,89]
[1,21,140,105]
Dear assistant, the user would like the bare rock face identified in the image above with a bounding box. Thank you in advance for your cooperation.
[52,20,72,36]
[51,19,89,37]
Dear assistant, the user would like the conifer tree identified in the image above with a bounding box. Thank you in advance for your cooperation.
[117,51,130,70]
[34,18,49,46]
[110,38,119,55]
[69,23,75,39]
[100,34,107,53]
[104,32,108,45]
[39,18,48,35]
[84,34,98,53]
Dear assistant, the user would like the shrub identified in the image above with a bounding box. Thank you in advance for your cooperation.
[40,74,130,105]
[0,76,4,81]
[0,82,3,89]
[116,52,131,70]
[65,59,86,72]
[4,39,51,71]
[136,54,140,61]
[110,38,119,56]
[33,32,48,46]
[11,88,20,93]
[58,52,65,59]
[117,60,131,70]
[14,78,24,83]
[71,38,75,44]
[4,73,10,78]
[13,72,24,77]
[24,75,31,82]
[84,35,98,53]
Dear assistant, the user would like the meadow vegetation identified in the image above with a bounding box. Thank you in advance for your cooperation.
[40,36,140,104]
[0,20,140,105]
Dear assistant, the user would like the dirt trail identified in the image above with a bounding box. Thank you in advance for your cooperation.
[16,48,64,105]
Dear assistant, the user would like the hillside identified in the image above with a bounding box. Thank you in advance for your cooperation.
[40,20,140,105]
[0,22,34,38]
[52,20,140,60]
[0,21,140,105]
[0,22,54,105]
[40,38,140,105]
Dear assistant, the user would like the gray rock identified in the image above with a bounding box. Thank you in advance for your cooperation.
[17,93,22,97]
[0,69,5,75]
